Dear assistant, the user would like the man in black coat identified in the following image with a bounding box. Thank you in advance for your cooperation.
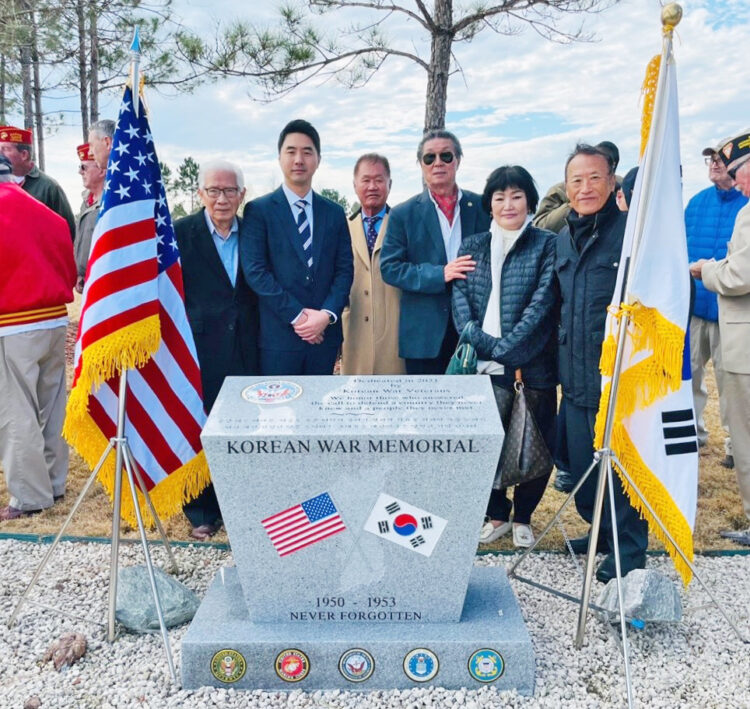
[555,143,648,583]
[380,129,490,373]
[175,159,259,540]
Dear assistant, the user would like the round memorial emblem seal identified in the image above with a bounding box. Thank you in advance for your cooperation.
[241,380,302,405]
[210,648,246,683]
[468,648,504,683]
[403,648,439,683]
[275,648,310,682]
[338,648,375,683]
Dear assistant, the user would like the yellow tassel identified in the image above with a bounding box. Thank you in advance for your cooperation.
[65,315,161,422]
[640,55,661,158]
[63,406,211,528]
[594,301,693,584]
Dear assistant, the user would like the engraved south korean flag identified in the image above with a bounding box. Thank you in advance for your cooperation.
[364,493,447,557]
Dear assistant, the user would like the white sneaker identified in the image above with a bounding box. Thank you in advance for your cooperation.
[479,520,512,544]
[512,523,535,548]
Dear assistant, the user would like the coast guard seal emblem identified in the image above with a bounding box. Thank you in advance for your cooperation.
[403,648,439,682]
[210,648,246,683]
[339,648,375,683]
[242,380,302,405]
[468,648,504,683]
[275,648,310,682]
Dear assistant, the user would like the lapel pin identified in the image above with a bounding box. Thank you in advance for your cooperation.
[467,201,473,207]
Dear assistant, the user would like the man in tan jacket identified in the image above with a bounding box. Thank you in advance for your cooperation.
[341,154,405,374]
[691,129,750,545]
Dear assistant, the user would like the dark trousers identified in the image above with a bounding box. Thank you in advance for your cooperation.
[564,397,648,558]
[260,345,338,376]
[183,484,222,527]
[405,324,459,375]
[487,383,556,525]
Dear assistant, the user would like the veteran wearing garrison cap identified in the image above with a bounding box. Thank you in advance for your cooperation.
[691,130,750,546]
[0,125,75,240]
[74,142,106,293]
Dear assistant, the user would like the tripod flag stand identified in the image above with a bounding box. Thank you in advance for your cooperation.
[509,4,748,708]
[8,28,211,687]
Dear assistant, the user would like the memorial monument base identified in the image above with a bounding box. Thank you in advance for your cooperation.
[181,566,535,694]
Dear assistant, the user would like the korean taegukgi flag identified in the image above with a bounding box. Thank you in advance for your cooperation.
[364,493,447,557]
[594,46,698,586]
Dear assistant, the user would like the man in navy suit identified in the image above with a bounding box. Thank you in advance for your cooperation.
[175,159,259,540]
[381,129,490,373]
[240,119,353,375]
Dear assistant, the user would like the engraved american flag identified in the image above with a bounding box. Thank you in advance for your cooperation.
[261,492,346,557]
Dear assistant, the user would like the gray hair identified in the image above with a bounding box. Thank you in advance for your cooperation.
[198,159,245,191]
[90,119,115,139]
[416,129,463,162]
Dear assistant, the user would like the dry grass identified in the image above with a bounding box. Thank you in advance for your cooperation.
[0,297,744,551]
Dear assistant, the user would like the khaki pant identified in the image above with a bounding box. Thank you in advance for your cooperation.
[723,371,750,522]
[0,327,68,511]
[690,316,731,454]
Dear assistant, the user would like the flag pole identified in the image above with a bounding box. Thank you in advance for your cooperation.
[130,27,141,117]
[574,3,680,650]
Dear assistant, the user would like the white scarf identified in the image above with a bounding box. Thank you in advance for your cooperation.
[477,216,532,374]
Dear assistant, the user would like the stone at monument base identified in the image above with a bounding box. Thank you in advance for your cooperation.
[181,566,534,694]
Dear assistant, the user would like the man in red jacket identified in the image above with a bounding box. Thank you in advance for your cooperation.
[0,155,77,521]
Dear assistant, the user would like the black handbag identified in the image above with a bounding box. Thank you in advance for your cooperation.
[492,369,554,489]
[445,322,477,375]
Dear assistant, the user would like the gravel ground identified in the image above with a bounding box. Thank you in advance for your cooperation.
[1,540,748,709]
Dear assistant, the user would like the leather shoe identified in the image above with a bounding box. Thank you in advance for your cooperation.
[479,520,512,544]
[0,505,42,521]
[566,533,608,555]
[190,522,222,541]
[720,527,750,546]
[595,552,646,583]
[553,469,575,493]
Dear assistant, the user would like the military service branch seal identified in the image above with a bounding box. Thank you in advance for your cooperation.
[468,648,504,683]
[338,648,375,682]
[403,648,439,682]
[275,648,310,682]
[210,649,246,683]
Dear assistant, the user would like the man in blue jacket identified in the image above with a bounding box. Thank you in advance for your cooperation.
[686,141,748,467]
[380,130,490,373]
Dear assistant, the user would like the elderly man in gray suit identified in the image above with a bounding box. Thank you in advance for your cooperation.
[380,129,490,373]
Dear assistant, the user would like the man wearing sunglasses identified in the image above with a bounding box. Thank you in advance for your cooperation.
[691,130,750,547]
[73,143,106,293]
[174,159,259,540]
[381,129,489,373]
[685,140,747,469]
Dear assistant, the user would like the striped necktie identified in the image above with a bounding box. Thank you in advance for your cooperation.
[295,199,313,268]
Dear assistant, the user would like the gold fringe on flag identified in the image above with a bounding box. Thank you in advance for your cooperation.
[640,55,661,159]
[64,407,211,527]
[64,315,161,424]
[594,302,693,585]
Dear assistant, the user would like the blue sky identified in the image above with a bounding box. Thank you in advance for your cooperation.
[24,0,750,211]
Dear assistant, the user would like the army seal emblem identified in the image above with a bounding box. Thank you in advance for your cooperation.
[210,648,246,683]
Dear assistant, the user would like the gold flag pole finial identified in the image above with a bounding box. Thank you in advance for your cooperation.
[661,3,683,34]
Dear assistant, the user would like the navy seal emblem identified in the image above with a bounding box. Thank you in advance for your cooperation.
[339,648,375,683]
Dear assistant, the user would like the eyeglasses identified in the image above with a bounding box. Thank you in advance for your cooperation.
[203,187,240,198]
[704,156,721,166]
[422,151,455,166]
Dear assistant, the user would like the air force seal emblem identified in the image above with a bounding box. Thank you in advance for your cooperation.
[403,648,439,682]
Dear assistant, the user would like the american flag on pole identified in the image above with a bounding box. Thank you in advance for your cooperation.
[261,492,347,557]
[63,82,209,524]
